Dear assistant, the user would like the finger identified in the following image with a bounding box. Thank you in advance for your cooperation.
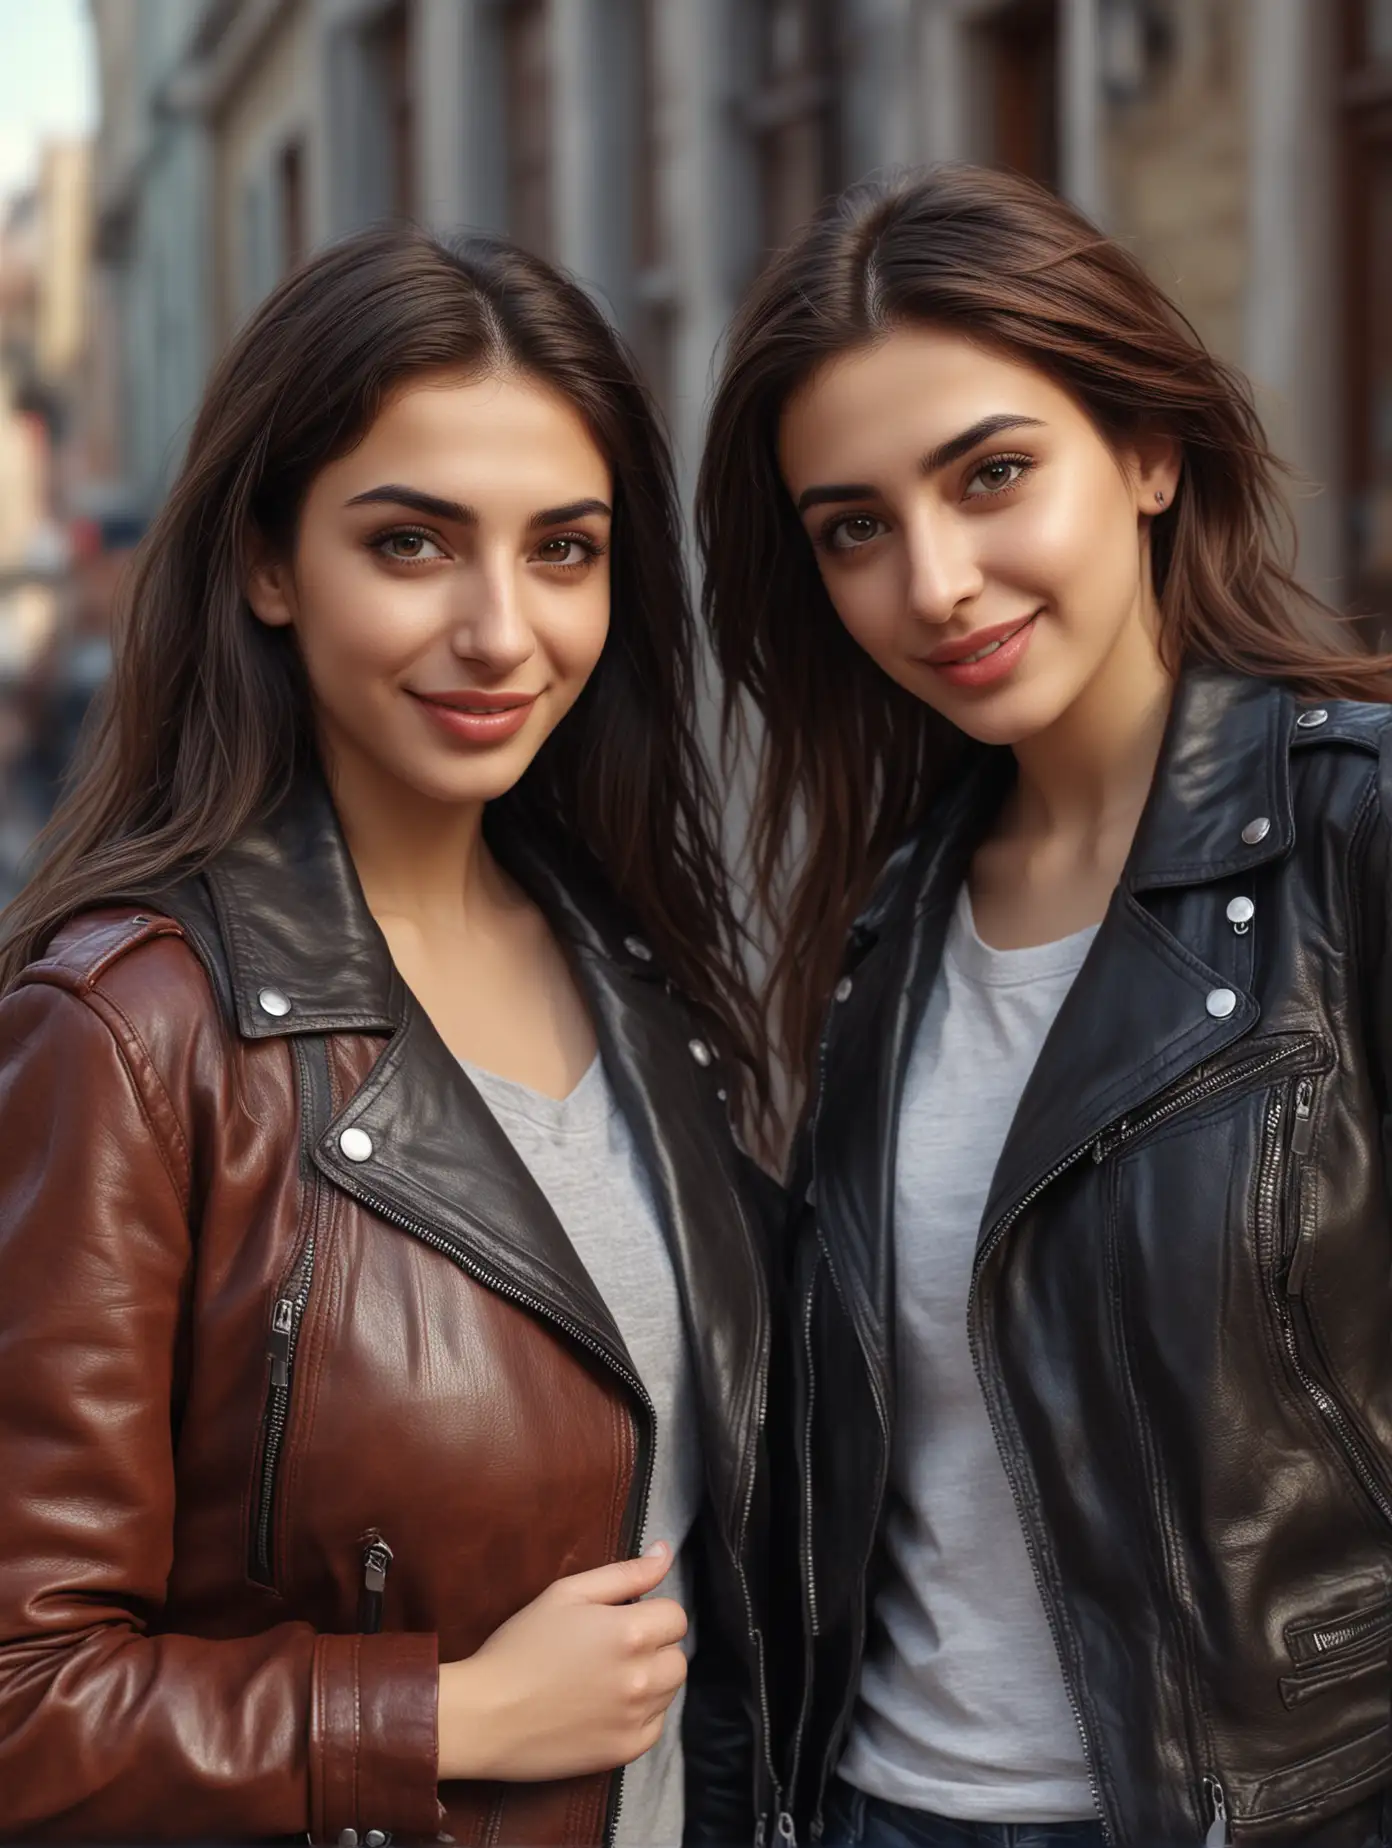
[628,1594,688,1649]
[556,1543,672,1607]
[648,1643,689,1699]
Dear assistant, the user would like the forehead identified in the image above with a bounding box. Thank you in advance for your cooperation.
[327,368,611,493]
[778,325,1084,483]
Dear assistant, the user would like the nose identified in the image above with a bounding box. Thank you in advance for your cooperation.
[449,549,537,677]
[903,506,985,627]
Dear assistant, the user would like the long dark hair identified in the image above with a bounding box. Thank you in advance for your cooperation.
[697,162,1392,1094]
[2,225,767,1116]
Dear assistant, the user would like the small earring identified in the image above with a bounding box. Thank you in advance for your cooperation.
[1155,491,1166,505]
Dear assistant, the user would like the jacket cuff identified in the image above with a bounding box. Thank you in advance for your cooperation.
[310,1631,441,1844]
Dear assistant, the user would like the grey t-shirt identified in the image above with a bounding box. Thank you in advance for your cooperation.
[463,1052,701,1848]
[838,883,1098,1821]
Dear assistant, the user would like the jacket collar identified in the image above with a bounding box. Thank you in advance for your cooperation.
[1123,665,1294,893]
[199,775,652,1041]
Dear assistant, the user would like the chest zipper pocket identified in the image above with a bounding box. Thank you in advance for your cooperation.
[249,1035,334,1588]
[1091,1035,1322,1167]
[1262,1082,1392,1528]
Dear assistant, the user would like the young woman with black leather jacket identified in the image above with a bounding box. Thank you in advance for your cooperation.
[0,226,777,1846]
[700,165,1392,1848]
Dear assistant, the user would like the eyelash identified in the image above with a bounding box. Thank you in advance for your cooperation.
[367,526,608,570]
[815,451,1037,552]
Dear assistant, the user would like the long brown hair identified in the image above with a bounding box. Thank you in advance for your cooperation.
[697,163,1392,1094]
[1,225,767,1115]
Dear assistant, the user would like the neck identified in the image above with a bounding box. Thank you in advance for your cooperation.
[325,748,505,933]
[1009,602,1174,850]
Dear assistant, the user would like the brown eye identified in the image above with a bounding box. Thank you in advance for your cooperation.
[965,457,1030,498]
[374,529,445,562]
[535,535,597,567]
[826,513,887,552]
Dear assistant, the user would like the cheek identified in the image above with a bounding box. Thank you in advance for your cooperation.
[817,552,904,656]
[999,471,1138,609]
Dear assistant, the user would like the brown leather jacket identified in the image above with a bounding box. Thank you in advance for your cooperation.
[0,785,776,1845]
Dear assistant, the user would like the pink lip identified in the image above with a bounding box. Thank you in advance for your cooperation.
[409,690,538,745]
[926,613,1039,690]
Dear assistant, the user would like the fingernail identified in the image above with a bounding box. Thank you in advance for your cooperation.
[643,1540,668,1559]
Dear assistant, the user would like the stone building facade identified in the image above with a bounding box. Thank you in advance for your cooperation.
[86,0,1392,621]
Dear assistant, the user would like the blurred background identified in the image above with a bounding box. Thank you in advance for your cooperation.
[0,0,1390,903]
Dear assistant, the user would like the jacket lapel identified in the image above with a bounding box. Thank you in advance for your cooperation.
[977,668,1296,1241]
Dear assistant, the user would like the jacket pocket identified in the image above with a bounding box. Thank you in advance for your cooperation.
[358,1532,394,1634]
[249,1035,333,1588]
[249,1227,319,1586]
[1090,1033,1323,1166]
[1279,1592,1392,1707]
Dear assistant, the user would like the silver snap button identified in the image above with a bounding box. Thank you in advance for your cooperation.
[834,976,853,1003]
[1240,817,1271,846]
[1206,987,1238,1019]
[688,1038,712,1067]
[338,1833,359,1847]
[339,1127,374,1163]
[1295,707,1328,729]
[364,1833,390,1848]
[1226,896,1255,929]
[257,987,292,1018]
[716,1087,728,1102]
[623,935,653,961]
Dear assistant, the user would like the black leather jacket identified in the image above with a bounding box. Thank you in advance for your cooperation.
[786,670,1392,1847]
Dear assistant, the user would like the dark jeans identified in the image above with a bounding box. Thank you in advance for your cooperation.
[822,1780,1105,1848]
[821,1776,1392,1848]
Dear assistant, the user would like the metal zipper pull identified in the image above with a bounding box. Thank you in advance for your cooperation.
[776,1814,798,1848]
[1290,1078,1315,1156]
[268,1298,295,1389]
[1204,1775,1230,1846]
[359,1535,393,1635]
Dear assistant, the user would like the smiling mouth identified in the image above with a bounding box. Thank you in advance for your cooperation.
[955,617,1035,665]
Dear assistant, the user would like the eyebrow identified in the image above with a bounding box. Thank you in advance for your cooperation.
[345,485,613,530]
[793,414,1046,514]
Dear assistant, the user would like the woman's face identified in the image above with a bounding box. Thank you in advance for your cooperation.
[777,325,1178,746]
[248,367,613,811]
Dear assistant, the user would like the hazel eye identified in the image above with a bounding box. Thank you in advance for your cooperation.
[376,530,446,562]
[965,457,1030,498]
[826,513,887,552]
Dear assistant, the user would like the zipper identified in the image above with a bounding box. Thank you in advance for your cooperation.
[359,1534,393,1634]
[1263,1092,1392,1527]
[327,1169,654,1848]
[1091,1038,1317,1166]
[251,1228,318,1583]
[1203,1774,1230,1845]
[781,1248,822,1821]
[1307,1607,1391,1655]
[1290,1076,1315,1156]
[967,1137,1114,1842]
[806,1238,890,1842]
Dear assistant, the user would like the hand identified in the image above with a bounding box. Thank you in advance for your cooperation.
[436,1541,688,1782]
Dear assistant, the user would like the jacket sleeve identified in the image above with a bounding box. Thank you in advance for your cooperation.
[0,976,441,1844]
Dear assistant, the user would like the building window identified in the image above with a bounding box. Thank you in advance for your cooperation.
[745,0,842,263]
[972,0,1060,188]
[503,0,553,257]
[364,0,416,220]
[278,138,306,274]
[1342,0,1392,621]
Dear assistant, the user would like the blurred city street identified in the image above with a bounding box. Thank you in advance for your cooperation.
[1,0,1390,906]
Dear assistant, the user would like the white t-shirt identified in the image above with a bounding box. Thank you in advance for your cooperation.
[463,1052,701,1848]
[838,883,1098,1821]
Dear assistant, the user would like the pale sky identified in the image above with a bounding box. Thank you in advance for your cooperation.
[0,0,96,206]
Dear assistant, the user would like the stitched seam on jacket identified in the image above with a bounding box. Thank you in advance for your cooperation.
[83,987,194,1205]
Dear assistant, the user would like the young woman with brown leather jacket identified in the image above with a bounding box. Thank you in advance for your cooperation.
[0,227,778,1847]
[699,167,1392,1848]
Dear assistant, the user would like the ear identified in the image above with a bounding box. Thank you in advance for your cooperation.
[1128,435,1182,518]
[245,544,297,630]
